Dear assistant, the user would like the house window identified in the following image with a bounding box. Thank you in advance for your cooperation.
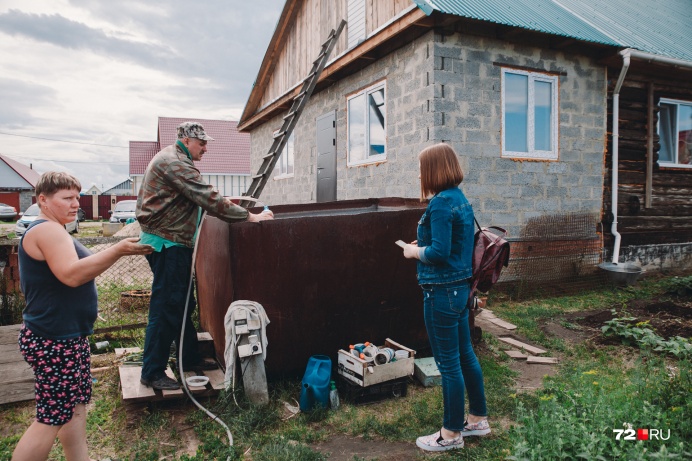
[658,98,692,167]
[347,0,365,48]
[347,81,386,166]
[273,131,294,178]
[501,68,558,160]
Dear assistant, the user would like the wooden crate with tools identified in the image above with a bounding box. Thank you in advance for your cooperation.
[337,338,415,387]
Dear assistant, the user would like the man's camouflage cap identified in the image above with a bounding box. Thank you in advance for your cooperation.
[177,122,214,141]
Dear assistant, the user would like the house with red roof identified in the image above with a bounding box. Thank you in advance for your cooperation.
[0,153,41,213]
[129,117,251,197]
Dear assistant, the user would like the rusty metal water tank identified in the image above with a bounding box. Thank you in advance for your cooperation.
[195,198,429,377]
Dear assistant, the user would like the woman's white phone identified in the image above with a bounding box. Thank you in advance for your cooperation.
[395,240,406,248]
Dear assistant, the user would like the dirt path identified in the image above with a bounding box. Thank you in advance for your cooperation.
[474,312,559,391]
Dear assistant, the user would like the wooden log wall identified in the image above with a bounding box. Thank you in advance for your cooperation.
[604,68,692,246]
[259,0,411,111]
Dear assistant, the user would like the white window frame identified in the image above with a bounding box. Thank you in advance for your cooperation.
[273,130,294,179]
[347,81,387,167]
[501,68,559,160]
[658,97,692,169]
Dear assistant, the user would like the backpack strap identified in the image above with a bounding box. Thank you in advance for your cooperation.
[474,217,482,231]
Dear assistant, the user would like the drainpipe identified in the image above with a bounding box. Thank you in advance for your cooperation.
[609,49,692,265]
[610,49,631,265]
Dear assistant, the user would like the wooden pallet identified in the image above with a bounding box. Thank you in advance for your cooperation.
[0,325,34,405]
[117,332,224,402]
[119,365,225,402]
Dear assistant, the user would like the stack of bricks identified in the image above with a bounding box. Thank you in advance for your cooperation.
[1,245,20,293]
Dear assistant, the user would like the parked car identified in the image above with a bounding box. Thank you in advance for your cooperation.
[78,208,86,222]
[109,200,137,223]
[15,204,79,236]
[0,203,17,222]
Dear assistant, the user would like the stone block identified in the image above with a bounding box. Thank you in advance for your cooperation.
[414,357,441,387]
[102,223,123,237]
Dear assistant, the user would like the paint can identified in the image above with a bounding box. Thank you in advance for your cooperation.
[394,349,409,360]
[374,347,395,365]
[361,344,378,363]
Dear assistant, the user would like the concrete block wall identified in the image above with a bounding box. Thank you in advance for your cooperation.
[608,243,692,272]
[430,33,607,237]
[251,33,434,206]
[19,191,34,213]
[250,30,607,239]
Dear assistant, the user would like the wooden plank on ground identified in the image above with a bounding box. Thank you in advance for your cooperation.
[183,372,207,394]
[476,309,496,319]
[0,344,22,364]
[115,347,141,358]
[0,324,21,345]
[0,361,33,382]
[497,337,547,355]
[197,331,214,356]
[161,367,184,399]
[119,366,156,402]
[203,368,226,391]
[0,343,19,354]
[504,350,528,360]
[197,332,213,341]
[527,356,559,364]
[489,318,518,330]
[0,381,36,405]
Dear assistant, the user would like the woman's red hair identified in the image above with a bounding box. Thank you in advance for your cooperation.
[418,143,464,201]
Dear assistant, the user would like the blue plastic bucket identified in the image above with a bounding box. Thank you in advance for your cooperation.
[299,355,332,411]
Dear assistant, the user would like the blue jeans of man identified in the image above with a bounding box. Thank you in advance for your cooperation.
[141,246,199,381]
[422,282,487,431]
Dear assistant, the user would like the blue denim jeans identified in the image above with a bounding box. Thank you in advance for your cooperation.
[422,282,487,431]
[141,246,200,381]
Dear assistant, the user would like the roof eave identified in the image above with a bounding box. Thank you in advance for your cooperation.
[238,6,430,132]
[238,0,303,128]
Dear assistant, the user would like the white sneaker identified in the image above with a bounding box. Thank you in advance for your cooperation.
[416,430,464,452]
[462,418,491,436]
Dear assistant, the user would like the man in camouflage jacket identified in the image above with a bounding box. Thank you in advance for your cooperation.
[136,121,273,390]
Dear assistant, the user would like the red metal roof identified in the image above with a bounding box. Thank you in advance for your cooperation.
[129,117,251,176]
[129,141,160,175]
[158,117,250,175]
[0,153,41,188]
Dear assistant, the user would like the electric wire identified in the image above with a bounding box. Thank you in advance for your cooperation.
[177,195,265,459]
[178,208,233,457]
[0,131,129,148]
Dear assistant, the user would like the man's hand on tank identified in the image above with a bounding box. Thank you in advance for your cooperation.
[247,211,274,223]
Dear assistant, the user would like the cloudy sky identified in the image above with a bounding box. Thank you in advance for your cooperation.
[0,0,285,191]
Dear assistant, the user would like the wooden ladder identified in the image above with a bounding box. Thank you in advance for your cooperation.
[240,19,346,208]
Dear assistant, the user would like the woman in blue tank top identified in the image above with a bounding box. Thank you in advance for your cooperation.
[13,172,153,461]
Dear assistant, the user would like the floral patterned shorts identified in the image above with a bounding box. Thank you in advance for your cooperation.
[18,326,92,426]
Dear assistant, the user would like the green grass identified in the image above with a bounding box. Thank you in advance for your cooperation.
[507,353,691,460]
[0,274,689,460]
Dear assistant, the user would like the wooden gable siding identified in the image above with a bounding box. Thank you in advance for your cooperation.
[258,0,411,112]
[604,68,692,246]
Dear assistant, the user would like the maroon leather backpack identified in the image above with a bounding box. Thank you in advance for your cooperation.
[469,218,510,303]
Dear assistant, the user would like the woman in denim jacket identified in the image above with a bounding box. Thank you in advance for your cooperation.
[402,143,490,452]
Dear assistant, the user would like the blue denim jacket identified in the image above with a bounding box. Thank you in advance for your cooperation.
[416,187,475,285]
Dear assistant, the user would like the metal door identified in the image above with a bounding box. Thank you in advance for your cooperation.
[316,110,337,203]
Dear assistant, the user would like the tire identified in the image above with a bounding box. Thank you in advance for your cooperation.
[70,221,79,234]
